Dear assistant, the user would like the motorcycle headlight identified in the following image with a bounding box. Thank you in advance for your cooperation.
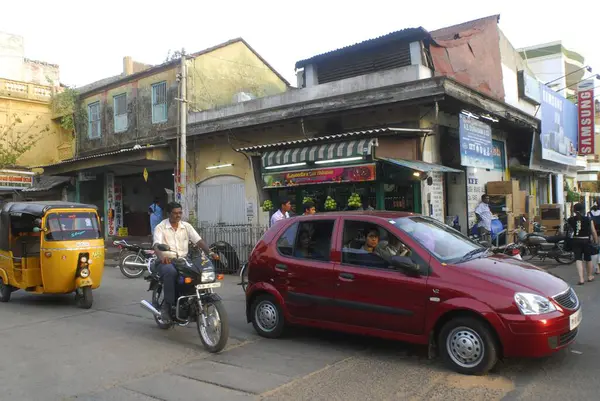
[80,267,90,278]
[201,269,215,283]
[514,292,556,315]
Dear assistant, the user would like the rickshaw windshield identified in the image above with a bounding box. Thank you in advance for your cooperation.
[45,212,101,241]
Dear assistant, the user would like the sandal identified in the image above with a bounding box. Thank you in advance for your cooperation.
[588,277,595,282]
[578,281,585,285]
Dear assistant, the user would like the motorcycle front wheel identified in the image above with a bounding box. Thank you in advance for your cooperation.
[120,253,146,278]
[197,299,229,353]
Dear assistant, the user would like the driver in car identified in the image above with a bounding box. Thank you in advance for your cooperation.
[153,202,218,324]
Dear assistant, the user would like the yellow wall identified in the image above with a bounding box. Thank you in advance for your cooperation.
[0,89,72,167]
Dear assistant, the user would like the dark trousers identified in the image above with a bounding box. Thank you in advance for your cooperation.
[157,263,178,305]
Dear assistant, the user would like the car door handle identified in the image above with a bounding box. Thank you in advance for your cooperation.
[339,273,354,281]
[275,264,288,272]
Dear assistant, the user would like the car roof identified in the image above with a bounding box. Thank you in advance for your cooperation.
[291,211,416,220]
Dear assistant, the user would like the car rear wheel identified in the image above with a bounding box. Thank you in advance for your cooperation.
[439,317,498,375]
[251,294,285,338]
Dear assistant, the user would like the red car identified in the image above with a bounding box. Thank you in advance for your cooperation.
[245,212,581,375]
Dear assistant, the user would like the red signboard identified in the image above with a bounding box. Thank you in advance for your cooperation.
[577,79,595,155]
[263,164,376,188]
[0,173,33,189]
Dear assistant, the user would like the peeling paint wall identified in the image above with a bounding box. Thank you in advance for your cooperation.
[429,16,505,101]
[77,40,289,156]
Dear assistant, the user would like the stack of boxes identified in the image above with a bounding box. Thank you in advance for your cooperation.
[486,180,529,232]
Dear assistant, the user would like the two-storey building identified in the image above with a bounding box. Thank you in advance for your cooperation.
[40,38,290,237]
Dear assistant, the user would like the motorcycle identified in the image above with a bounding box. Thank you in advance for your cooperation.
[114,240,156,278]
[140,244,229,353]
[514,219,575,264]
[239,263,248,292]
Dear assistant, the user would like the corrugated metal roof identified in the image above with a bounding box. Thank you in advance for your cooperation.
[34,144,168,169]
[21,176,71,192]
[236,128,432,152]
[295,27,429,69]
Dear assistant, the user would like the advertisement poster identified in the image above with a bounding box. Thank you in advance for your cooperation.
[105,173,116,236]
[539,84,578,165]
[114,182,123,233]
[492,140,505,171]
[263,164,376,188]
[577,79,595,155]
[459,114,494,169]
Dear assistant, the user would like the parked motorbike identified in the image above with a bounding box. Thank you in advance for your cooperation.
[140,244,229,353]
[514,218,574,264]
[114,240,156,278]
[239,263,248,292]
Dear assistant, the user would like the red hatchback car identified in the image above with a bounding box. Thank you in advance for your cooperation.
[245,212,581,375]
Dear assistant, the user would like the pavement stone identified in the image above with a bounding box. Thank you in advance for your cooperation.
[70,387,157,401]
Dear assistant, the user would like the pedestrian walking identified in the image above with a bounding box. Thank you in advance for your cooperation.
[148,198,162,236]
[566,203,599,285]
[588,204,600,274]
[270,198,291,227]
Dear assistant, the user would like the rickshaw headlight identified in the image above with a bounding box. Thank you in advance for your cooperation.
[80,256,88,263]
[201,269,215,283]
[80,267,90,278]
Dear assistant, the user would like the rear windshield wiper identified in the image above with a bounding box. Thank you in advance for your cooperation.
[456,247,488,264]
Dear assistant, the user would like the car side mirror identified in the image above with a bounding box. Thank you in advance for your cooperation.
[390,255,420,274]
[156,244,171,252]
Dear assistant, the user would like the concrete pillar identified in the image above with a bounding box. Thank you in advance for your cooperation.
[295,69,304,88]
[123,56,133,76]
[410,41,423,66]
[304,64,318,87]
[554,174,564,204]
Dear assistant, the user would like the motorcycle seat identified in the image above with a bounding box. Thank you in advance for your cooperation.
[545,235,565,243]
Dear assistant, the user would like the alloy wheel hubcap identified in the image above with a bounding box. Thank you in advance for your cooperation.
[255,301,278,332]
[447,327,484,368]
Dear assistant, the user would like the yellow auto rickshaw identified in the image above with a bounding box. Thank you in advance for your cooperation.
[0,201,105,308]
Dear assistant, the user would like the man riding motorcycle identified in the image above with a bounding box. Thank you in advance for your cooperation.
[153,202,218,324]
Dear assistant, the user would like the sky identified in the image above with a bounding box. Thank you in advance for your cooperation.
[2,0,598,91]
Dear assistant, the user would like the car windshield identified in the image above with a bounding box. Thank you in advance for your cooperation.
[45,212,101,241]
[394,216,482,263]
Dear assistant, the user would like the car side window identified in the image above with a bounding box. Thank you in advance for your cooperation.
[276,222,298,256]
[341,220,426,271]
[292,220,335,262]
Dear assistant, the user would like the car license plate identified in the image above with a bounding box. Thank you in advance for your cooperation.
[570,309,582,331]
[196,282,222,290]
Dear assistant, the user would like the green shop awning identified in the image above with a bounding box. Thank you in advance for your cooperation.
[261,139,375,168]
[378,157,463,173]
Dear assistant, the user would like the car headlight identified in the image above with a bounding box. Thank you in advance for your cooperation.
[514,292,557,315]
[201,269,215,283]
[80,268,90,278]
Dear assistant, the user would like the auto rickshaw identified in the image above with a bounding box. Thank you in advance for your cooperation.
[0,201,105,309]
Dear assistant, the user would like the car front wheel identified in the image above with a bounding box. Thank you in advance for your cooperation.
[439,316,499,375]
[250,294,285,338]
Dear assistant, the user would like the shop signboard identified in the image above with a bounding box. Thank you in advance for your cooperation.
[539,84,578,165]
[459,114,494,169]
[492,140,505,171]
[0,171,33,190]
[105,173,116,236]
[263,164,376,188]
[114,182,123,232]
[577,79,595,155]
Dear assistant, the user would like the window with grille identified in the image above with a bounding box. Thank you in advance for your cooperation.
[151,81,167,124]
[88,102,101,139]
[113,93,127,133]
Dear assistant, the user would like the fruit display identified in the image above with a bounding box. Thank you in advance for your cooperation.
[348,193,362,209]
[302,196,314,204]
[262,200,273,212]
[324,196,337,211]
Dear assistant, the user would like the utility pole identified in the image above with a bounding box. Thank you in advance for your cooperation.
[178,49,188,218]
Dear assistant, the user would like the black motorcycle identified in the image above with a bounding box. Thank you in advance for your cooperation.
[140,244,229,353]
[115,240,156,278]
[515,227,575,264]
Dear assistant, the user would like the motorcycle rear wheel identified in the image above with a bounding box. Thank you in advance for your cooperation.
[555,252,575,264]
[120,253,146,278]
[197,300,229,353]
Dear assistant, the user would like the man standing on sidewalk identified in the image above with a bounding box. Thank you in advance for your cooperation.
[270,198,291,227]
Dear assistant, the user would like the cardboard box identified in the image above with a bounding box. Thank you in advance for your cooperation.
[506,212,515,231]
[512,190,527,215]
[525,195,536,217]
[487,180,520,195]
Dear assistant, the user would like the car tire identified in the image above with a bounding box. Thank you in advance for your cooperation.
[250,294,285,338]
[438,316,499,375]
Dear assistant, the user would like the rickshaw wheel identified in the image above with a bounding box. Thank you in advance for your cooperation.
[76,287,93,309]
[0,278,11,302]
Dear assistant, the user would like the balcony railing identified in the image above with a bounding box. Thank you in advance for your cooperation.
[0,78,53,103]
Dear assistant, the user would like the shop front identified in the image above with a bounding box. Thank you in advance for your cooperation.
[241,131,461,216]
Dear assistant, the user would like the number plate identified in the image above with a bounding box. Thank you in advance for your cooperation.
[196,282,222,290]
[570,309,582,331]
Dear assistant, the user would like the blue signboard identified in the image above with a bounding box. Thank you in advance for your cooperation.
[539,84,578,166]
[459,114,494,169]
[492,140,505,171]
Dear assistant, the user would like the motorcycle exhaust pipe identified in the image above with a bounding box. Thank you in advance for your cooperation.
[140,300,161,317]
[123,261,148,269]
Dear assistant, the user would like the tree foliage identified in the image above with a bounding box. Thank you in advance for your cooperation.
[0,113,50,168]
[51,87,86,132]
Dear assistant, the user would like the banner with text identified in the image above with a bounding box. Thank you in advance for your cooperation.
[263,164,376,188]
[577,79,596,155]
[540,84,578,165]
[459,114,494,169]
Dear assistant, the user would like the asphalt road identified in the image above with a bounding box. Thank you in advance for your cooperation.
[0,259,597,401]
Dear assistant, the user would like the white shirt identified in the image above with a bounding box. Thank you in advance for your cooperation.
[270,210,289,227]
[153,219,202,257]
[475,202,493,231]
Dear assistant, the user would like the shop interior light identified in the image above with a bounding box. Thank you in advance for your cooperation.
[314,157,363,165]
[413,172,421,177]
[480,114,499,123]
[0,169,35,175]
[265,162,307,170]
[460,110,479,120]
[206,163,233,170]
